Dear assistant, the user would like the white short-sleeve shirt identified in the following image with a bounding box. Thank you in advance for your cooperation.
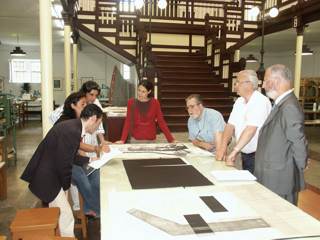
[228,90,272,154]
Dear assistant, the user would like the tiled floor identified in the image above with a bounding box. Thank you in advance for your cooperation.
[0,123,319,239]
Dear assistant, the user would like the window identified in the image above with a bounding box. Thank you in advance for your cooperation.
[9,59,41,83]
[123,64,130,80]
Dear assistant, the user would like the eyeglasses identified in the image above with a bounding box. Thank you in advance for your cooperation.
[235,80,251,85]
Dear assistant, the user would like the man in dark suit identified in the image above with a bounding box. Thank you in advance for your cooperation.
[21,104,103,237]
[255,64,308,205]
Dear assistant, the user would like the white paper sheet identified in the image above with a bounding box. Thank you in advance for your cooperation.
[105,189,280,240]
[211,170,257,181]
[88,146,122,169]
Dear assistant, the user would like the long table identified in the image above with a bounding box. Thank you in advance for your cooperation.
[100,143,320,240]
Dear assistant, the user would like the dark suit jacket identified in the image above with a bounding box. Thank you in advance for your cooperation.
[21,119,89,203]
[255,92,308,196]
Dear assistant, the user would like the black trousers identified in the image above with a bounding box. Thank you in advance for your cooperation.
[241,152,255,174]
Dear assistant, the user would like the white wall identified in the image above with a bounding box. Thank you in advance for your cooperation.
[0,44,135,105]
[240,46,320,77]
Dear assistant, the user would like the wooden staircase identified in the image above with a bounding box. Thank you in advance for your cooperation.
[154,51,233,132]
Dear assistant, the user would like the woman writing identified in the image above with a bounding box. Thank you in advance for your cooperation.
[117,80,175,143]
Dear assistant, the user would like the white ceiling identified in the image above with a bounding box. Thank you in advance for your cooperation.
[241,21,320,53]
[0,0,64,47]
[0,0,319,53]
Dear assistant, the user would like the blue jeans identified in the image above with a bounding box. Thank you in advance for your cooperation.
[241,152,255,174]
[71,165,100,216]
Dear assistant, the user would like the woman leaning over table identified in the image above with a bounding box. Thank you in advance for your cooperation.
[116,80,176,144]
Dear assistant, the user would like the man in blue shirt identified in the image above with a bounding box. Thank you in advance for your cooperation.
[186,94,225,152]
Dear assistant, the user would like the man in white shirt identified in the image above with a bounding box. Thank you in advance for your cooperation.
[216,70,272,174]
[255,64,307,205]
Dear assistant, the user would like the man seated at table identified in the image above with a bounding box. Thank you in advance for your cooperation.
[186,94,225,152]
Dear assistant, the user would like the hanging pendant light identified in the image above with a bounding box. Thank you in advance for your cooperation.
[10,35,27,57]
[246,54,258,63]
[294,44,314,56]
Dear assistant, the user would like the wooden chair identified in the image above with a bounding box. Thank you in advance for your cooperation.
[10,208,60,240]
[0,136,7,164]
[14,101,26,128]
[0,137,8,200]
[0,161,7,200]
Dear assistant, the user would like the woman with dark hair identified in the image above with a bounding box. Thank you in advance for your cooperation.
[56,91,87,123]
[79,80,101,105]
[50,80,107,146]
[56,92,108,218]
[117,80,175,143]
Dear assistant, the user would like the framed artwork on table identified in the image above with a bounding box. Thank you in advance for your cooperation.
[53,78,63,91]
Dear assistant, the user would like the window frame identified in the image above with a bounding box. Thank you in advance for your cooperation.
[9,59,41,84]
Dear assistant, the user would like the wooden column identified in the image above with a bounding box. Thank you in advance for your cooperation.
[39,0,54,136]
[64,23,72,97]
[234,50,240,62]
[294,26,304,98]
[73,43,78,91]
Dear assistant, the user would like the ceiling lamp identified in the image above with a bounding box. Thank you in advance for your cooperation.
[134,0,167,10]
[246,54,258,63]
[295,44,314,56]
[269,7,279,18]
[158,0,167,9]
[10,35,26,57]
[250,6,260,18]
[10,47,27,57]
[302,44,313,56]
[249,6,279,19]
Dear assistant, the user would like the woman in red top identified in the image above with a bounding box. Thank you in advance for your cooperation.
[117,80,175,143]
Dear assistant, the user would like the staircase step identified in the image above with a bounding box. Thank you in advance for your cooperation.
[161,91,229,98]
[157,65,211,71]
[159,77,220,84]
[157,60,208,67]
[160,97,234,106]
[153,51,203,56]
[155,55,206,62]
[153,49,233,131]
[159,72,216,78]
[160,83,225,91]
[162,105,232,114]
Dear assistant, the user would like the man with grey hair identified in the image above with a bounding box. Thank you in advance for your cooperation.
[255,64,307,205]
[216,70,271,174]
[186,94,225,152]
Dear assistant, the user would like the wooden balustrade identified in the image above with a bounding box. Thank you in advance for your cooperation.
[74,0,317,87]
